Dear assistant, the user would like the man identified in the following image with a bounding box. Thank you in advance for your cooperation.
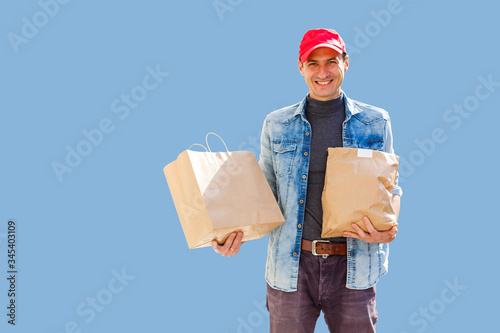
[212,28,402,332]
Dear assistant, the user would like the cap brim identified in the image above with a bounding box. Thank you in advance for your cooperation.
[300,43,344,63]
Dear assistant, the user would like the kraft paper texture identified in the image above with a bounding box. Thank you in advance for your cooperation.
[321,148,399,238]
[164,149,284,249]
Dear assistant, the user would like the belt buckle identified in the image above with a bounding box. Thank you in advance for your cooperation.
[311,240,330,258]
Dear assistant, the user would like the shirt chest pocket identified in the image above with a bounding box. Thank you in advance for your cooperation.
[348,117,386,151]
[273,141,298,176]
[364,137,384,151]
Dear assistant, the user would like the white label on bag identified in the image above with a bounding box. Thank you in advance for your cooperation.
[357,149,373,158]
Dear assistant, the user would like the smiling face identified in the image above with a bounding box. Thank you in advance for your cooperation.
[298,47,349,101]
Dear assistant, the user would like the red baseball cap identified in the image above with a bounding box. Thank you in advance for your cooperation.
[299,29,346,63]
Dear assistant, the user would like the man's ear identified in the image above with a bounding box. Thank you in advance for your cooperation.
[343,55,349,72]
[298,59,305,76]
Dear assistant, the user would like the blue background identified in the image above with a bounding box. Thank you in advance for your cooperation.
[1,0,498,332]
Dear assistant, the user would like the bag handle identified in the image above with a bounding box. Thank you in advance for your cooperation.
[187,133,229,168]
[188,143,208,152]
[205,132,229,153]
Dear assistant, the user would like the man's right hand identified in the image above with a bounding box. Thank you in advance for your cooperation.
[211,232,244,257]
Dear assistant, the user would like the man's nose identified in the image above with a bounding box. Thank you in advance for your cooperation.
[317,64,330,79]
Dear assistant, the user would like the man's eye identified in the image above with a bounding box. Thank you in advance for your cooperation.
[329,60,338,64]
[308,63,317,66]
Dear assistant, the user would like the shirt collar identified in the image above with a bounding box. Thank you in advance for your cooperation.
[294,90,360,120]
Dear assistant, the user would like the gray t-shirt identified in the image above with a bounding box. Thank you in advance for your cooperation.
[303,94,346,242]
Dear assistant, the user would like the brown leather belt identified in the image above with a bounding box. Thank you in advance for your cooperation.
[301,239,347,257]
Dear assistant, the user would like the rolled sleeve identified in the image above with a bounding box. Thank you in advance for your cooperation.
[258,117,278,200]
[384,116,403,197]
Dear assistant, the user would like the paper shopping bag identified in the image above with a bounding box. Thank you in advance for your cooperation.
[164,133,285,249]
[321,147,399,238]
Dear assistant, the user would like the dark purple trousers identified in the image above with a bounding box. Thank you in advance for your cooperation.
[266,250,377,333]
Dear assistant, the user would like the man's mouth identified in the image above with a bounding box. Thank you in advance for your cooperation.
[315,80,333,85]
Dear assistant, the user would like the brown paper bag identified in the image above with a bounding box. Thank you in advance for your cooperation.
[164,133,285,249]
[321,147,399,238]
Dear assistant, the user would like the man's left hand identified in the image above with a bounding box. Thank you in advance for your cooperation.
[343,216,397,243]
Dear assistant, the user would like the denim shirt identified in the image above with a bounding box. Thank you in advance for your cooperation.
[258,91,403,291]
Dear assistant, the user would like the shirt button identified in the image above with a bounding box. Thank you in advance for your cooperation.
[299,199,304,204]
[305,132,310,136]
[302,175,306,179]
[280,147,284,151]
[304,152,308,156]
[298,224,302,228]
[293,252,297,256]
